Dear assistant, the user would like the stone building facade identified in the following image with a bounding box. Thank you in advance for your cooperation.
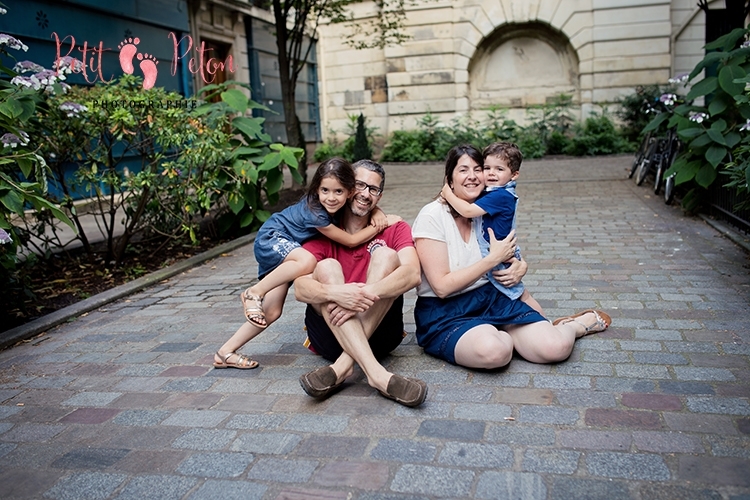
[315,0,728,140]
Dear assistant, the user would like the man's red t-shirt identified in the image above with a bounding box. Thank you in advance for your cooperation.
[302,221,414,283]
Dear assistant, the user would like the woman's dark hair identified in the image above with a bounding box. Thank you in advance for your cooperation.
[442,144,483,218]
[306,157,356,209]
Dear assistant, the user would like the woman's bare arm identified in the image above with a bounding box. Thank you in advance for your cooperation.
[415,229,519,298]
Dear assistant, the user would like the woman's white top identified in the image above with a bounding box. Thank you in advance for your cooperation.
[411,199,488,298]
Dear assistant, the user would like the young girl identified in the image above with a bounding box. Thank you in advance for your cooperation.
[214,158,394,370]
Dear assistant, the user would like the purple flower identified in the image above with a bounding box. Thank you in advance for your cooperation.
[10,75,36,89]
[52,56,83,75]
[33,69,60,85]
[0,228,12,245]
[1,131,30,148]
[0,34,28,51]
[13,60,45,74]
[689,112,709,123]
[659,93,677,106]
[59,101,87,118]
[668,73,689,85]
[740,119,750,132]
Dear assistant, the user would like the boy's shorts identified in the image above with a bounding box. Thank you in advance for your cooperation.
[304,295,406,362]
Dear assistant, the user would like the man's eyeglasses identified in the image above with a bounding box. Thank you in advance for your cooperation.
[354,180,383,196]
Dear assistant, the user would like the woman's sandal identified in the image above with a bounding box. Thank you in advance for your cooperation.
[552,309,611,335]
[241,290,267,328]
[213,351,259,369]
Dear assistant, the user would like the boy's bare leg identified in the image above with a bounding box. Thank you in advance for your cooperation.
[519,289,545,316]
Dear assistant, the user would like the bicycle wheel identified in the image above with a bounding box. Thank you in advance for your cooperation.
[664,174,675,204]
[635,141,659,186]
[654,156,665,195]
[635,156,651,186]
[629,132,650,178]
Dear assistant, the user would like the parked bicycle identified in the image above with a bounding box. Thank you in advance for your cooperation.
[630,96,682,204]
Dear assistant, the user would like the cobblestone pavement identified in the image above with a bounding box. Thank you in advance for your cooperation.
[1,155,749,499]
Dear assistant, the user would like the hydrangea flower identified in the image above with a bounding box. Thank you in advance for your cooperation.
[740,119,750,132]
[743,40,750,49]
[13,60,45,74]
[0,34,28,51]
[660,93,677,106]
[0,229,12,245]
[0,7,7,15]
[10,75,35,89]
[689,112,709,123]
[1,131,30,148]
[52,56,83,75]
[668,74,689,85]
[59,101,87,118]
[33,69,60,85]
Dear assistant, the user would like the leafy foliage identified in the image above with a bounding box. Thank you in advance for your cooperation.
[371,95,629,162]
[0,27,74,298]
[642,27,750,212]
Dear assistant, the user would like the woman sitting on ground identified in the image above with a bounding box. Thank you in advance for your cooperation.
[411,144,610,369]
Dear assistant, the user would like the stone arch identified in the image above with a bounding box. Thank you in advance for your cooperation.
[468,22,580,111]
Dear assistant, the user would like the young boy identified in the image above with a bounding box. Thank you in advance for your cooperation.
[441,142,542,312]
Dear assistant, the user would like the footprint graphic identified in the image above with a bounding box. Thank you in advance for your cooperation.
[137,53,158,89]
[117,37,140,74]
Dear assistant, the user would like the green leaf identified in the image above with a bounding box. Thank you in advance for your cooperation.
[686,77,718,100]
[231,146,263,159]
[695,163,717,188]
[674,160,701,185]
[0,98,23,119]
[0,190,24,214]
[17,157,32,178]
[246,167,258,184]
[221,89,249,113]
[706,128,727,145]
[711,119,727,132]
[745,164,750,186]
[690,133,712,149]
[239,211,254,228]
[689,51,727,80]
[677,127,704,139]
[233,116,264,140]
[255,209,271,223]
[664,156,687,178]
[259,152,282,171]
[725,131,742,148]
[290,167,304,185]
[265,167,283,194]
[279,148,300,169]
[704,28,746,51]
[227,192,245,214]
[708,93,729,115]
[643,112,669,133]
[45,204,74,229]
[719,65,747,96]
[705,145,727,167]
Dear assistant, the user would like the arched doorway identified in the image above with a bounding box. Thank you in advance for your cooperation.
[468,22,580,111]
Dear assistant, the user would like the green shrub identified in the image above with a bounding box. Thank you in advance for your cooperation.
[564,112,632,156]
[616,84,675,142]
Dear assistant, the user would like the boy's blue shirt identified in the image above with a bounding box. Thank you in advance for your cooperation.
[474,181,518,243]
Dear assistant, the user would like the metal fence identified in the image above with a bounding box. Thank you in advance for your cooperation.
[708,183,750,233]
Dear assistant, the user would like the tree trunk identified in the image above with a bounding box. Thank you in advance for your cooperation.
[273,0,308,185]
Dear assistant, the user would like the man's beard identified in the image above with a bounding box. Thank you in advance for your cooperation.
[349,195,372,217]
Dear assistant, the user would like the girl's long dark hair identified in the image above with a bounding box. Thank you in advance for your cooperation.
[306,157,356,210]
[443,144,483,218]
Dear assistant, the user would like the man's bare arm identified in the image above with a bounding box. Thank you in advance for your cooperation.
[293,274,378,312]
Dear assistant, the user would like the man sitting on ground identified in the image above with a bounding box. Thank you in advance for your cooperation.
[293,159,427,407]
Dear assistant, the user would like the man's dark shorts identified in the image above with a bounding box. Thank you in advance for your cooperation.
[305,295,405,362]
